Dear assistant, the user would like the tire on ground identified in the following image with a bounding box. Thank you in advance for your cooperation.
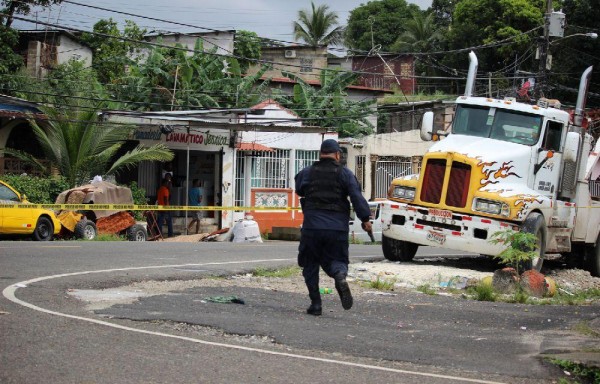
[585,235,600,277]
[126,224,147,241]
[519,212,546,272]
[382,234,418,262]
[33,216,54,241]
[74,219,97,240]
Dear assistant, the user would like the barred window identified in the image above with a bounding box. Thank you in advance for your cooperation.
[355,155,366,192]
[300,58,313,72]
[295,150,319,174]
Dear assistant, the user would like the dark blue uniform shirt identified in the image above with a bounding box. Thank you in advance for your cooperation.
[295,159,372,231]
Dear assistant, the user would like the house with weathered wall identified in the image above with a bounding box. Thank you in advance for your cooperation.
[143,31,235,56]
[17,30,92,78]
[247,45,328,83]
[350,54,416,95]
[0,94,48,175]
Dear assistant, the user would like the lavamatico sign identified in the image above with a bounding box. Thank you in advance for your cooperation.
[132,125,230,150]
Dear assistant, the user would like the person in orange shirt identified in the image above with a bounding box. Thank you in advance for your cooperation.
[157,177,173,237]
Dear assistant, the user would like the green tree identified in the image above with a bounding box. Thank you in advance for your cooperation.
[429,0,455,28]
[1,0,62,27]
[548,0,600,106]
[8,59,107,113]
[80,18,146,84]
[4,105,174,187]
[345,0,421,52]
[275,70,375,137]
[116,39,271,111]
[391,12,443,53]
[234,30,262,74]
[293,1,343,46]
[446,0,543,71]
[0,25,22,75]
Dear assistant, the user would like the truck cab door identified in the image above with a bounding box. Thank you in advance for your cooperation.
[534,120,564,198]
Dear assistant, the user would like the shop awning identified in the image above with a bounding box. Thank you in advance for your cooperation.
[236,142,275,152]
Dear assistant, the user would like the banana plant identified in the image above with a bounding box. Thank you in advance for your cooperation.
[276,69,375,137]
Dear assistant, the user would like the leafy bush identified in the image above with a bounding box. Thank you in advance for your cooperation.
[490,229,538,275]
[124,181,148,220]
[127,181,148,205]
[0,174,69,203]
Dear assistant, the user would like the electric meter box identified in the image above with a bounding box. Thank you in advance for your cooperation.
[549,11,566,37]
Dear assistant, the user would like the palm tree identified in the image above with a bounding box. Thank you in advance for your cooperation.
[391,12,442,53]
[293,2,344,46]
[4,105,174,187]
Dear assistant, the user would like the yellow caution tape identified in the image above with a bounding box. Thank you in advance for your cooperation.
[0,204,301,211]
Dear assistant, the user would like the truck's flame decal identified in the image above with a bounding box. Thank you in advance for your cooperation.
[477,159,522,188]
[514,195,544,220]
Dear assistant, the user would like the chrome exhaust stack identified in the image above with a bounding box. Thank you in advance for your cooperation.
[464,51,478,97]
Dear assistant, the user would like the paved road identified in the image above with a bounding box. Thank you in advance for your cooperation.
[0,241,597,384]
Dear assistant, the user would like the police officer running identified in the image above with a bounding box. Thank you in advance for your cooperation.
[295,139,372,316]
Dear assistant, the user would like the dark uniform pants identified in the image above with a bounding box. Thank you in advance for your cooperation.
[298,228,349,288]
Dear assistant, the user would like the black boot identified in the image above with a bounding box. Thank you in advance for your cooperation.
[334,273,353,310]
[306,286,322,316]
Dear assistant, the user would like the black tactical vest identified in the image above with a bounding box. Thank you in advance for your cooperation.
[303,160,349,213]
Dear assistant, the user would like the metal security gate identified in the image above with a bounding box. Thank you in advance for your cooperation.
[372,156,415,199]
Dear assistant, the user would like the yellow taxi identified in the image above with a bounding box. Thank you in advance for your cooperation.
[0,180,61,241]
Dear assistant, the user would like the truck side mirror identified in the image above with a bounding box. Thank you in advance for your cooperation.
[563,131,580,162]
[420,111,434,141]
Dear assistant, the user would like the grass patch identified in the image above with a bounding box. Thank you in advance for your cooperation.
[252,266,301,278]
[417,284,437,295]
[467,282,497,302]
[91,233,125,241]
[550,288,600,305]
[366,276,396,291]
[548,358,600,384]
[507,288,530,304]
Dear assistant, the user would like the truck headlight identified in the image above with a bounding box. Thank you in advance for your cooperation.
[473,198,509,217]
[390,186,416,201]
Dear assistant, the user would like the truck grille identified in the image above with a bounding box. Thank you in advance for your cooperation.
[446,162,471,208]
[421,158,471,208]
[420,159,446,204]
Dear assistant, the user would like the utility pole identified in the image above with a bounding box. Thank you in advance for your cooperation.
[536,0,553,99]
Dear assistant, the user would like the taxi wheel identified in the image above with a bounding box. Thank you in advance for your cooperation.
[33,217,54,241]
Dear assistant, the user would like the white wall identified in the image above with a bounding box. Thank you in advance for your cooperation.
[57,35,92,66]
[144,31,235,56]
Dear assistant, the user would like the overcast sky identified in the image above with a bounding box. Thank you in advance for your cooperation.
[14,0,433,43]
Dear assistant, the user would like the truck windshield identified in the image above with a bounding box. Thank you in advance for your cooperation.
[453,105,543,145]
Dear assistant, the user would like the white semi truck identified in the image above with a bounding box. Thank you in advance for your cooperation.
[381,52,600,276]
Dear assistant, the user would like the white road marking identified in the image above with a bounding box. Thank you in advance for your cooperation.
[3,258,506,384]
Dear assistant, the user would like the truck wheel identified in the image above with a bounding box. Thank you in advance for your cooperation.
[382,234,418,262]
[519,212,546,272]
[585,236,600,277]
[33,217,53,241]
[126,225,147,241]
[74,219,97,240]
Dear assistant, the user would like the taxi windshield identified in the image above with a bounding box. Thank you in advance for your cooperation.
[452,105,542,145]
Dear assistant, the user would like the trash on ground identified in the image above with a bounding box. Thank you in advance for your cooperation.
[365,291,397,296]
[439,276,470,289]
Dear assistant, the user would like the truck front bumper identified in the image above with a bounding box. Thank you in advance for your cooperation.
[381,200,518,256]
